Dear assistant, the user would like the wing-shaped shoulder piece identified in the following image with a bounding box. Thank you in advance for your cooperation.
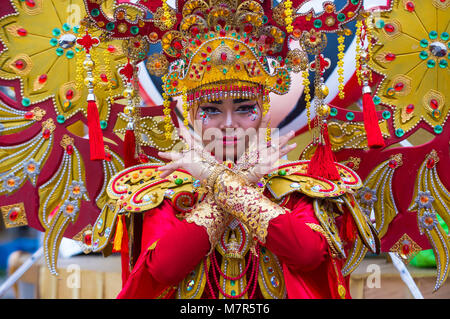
[92,163,203,252]
[264,160,362,200]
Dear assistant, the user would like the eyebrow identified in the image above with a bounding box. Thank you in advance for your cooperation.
[206,99,252,105]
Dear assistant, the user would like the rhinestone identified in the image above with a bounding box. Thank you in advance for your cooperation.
[270,276,280,288]
[429,41,447,57]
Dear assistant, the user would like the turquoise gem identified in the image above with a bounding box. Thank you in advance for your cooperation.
[231,290,236,296]
[50,38,58,46]
[175,178,183,185]
[106,22,115,31]
[230,280,235,286]
[420,39,428,47]
[314,19,322,28]
[382,110,391,119]
[66,50,75,59]
[427,59,436,68]
[100,120,107,130]
[130,26,139,35]
[395,128,404,137]
[419,51,428,60]
[91,8,100,17]
[375,19,385,29]
[351,0,359,4]
[330,107,338,116]
[434,125,443,134]
[56,48,64,56]
[52,28,61,37]
[373,95,381,105]
[439,59,448,68]
[337,13,346,22]
[441,32,449,41]
[429,31,438,39]
[263,15,268,24]
[346,112,355,121]
[56,115,65,124]
[62,23,71,32]
[22,98,31,107]
[73,26,80,34]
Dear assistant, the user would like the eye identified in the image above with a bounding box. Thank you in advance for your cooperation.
[236,104,256,113]
[199,106,221,115]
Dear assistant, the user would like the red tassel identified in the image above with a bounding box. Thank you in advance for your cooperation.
[307,123,341,181]
[87,100,105,160]
[362,87,385,149]
[124,129,138,168]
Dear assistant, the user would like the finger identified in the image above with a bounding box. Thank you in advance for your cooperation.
[277,130,296,149]
[279,143,297,157]
[157,162,180,178]
[157,151,183,161]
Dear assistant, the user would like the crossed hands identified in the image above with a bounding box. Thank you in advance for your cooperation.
[157,112,297,185]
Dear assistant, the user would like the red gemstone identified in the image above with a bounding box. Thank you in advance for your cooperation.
[107,45,116,52]
[206,65,211,71]
[190,26,200,36]
[25,0,36,7]
[406,104,414,113]
[244,24,253,33]
[346,161,355,169]
[38,74,47,84]
[401,243,411,256]
[405,1,415,11]
[66,145,74,155]
[388,160,397,168]
[426,158,435,169]
[276,78,283,84]
[221,52,227,62]
[24,111,33,119]
[15,60,24,69]
[219,30,226,37]
[430,99,439,109]
[172,40,182,50]
[172,80,178,87]
[309,35,317,42]
[234,44,240,51]
[207,46,212,53]
[43,129,51,139]
[100,73,108,82]
[66,89,74,100]
[17,28,27,36]
[133,41,141,48]
[384,24,395,33]
[385,53,396,61]
[105,153,112,161]
[9,210,18,221]
[235,64,240,70]
[394,82,404,91]
[84,233,92,246]
[139,153,149,163]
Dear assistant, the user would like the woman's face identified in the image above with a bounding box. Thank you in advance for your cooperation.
[194,97,263,162]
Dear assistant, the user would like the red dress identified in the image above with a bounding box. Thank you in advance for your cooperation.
[117,192,350,299]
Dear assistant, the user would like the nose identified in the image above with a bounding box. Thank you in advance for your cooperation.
[219,110,238,130]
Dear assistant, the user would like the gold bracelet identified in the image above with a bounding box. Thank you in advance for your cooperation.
[206,164,227,192]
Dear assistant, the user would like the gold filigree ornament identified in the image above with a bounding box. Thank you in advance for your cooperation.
[407,149,450,291]
[1,202,28,228]
[146,53,169,77]
[72,224,94,254]
[0,0,126,125]
[368,0,450,135]
[389,233,422,264]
